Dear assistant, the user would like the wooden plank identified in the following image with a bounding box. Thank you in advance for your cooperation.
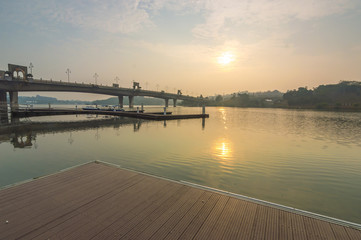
[330,224,351,240]
[221,198,248,240]
[162,191,213,240]
[290,212,308,240]
[279,210,293,240]
[265,206,279,240]
[108,185,199,240]
[177,193,221,239]
[114,186,200,240]
[59,177,173,239]
[0,162,100,202]
[3,166,141,239]
[182,195,229,240]
[32,175,157,240]
[206,197,239,240]
[304,216,323,240]
[250,204,268,240]
[129,187,203,240]
[90,185,192,239]
[314,219,337,240]
[0,163,113,212]
[0,165,122,216]
[0,165,124,238]
[0,164,116,215]
[345,227,361,240]
[146,189,206,240]
[235,201,258,240]
[1,162,361,240]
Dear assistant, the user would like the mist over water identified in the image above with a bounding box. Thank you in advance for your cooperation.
[1,106,361,224]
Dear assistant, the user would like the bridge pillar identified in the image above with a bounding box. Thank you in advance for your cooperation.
[118,96,124,108]
[129,96,134,108]
[9,91,19,111]
[0,90,7,112]
[165,99,169,108]
[173,99,177,107]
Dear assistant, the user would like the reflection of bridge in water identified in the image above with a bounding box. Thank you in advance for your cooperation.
[0,117,143,148]
[0,116,205,148]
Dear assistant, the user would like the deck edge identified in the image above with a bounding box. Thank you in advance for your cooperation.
[0,161,94,191]
[179,181,361,231]
[95,160,361,231]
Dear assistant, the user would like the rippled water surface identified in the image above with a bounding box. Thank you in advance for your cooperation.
[1,106,361,224]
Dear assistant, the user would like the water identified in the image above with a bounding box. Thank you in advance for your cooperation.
[1,106,361,224]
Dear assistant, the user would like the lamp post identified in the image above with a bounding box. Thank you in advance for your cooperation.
[115,76,119,84]
[66,68,71,82]
[29,63,34,75]
[93,73,99,84]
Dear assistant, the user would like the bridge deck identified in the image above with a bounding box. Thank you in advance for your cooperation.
[0,162,360,239]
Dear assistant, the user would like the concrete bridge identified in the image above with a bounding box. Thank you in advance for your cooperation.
[0,77,204,113]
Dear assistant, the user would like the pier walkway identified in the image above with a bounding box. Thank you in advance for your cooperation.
[1,162,360,239]
[11,109,209,120]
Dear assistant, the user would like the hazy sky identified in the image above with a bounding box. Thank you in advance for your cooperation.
[1,0,361,100]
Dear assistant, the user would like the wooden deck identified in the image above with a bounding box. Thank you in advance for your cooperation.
[0,162,360,240]
[11,109,209,120]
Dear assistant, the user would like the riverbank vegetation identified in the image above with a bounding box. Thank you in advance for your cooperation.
[283,81,361,110]
[182,81,361,110]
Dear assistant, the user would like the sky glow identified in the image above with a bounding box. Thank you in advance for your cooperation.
[0,0,360,100]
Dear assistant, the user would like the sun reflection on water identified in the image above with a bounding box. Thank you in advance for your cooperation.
[213,138,233,171]
[218,108,228,129]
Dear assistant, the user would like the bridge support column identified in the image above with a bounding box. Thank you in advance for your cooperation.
[129,96,134,108]
[0,90,7,112]
[173,99,177,107]
[118,96,124,108]
[165,99,169,108]
[9,91,19,111]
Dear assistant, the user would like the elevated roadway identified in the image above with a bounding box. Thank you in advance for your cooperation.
[0,78,205,110]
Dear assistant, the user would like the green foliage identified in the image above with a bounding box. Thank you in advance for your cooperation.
[215,95,223,102]
[283,81,361,109]
[181,91,283,108]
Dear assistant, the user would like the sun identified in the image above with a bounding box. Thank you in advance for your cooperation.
[217,52,235,66]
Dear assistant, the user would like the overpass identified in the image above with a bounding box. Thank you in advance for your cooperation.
[0,78,204,109]
[0,64,205,111]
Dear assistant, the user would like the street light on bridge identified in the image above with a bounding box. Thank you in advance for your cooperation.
[29,63,34,75]
[66,68,71,82]
[93,73,99,84]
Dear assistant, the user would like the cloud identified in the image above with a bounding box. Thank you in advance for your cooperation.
[1,0,355,37]
[0,0,156,34]
[44,0,154,33]
[190,0,355,40]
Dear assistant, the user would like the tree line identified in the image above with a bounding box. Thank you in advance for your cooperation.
[283,81,361,109]
[182,81,361,110]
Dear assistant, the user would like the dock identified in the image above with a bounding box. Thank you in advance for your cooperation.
[1,161,360,239]
[11,109,209,120]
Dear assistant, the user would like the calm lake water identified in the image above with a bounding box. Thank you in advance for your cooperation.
[1,106,361,224]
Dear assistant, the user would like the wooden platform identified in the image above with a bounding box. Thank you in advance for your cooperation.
[11,109,209,120]
[0,162,360,240]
